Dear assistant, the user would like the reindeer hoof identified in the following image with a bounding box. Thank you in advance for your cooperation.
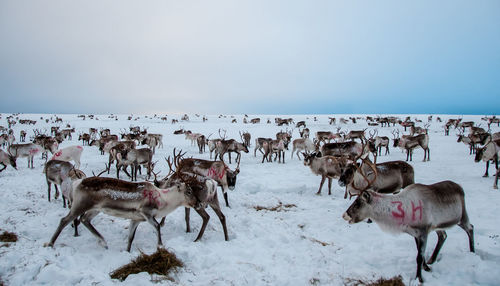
[423,264,431,272]
[494,186,498,190]
[43,242,54,248]
[483,174,489,178]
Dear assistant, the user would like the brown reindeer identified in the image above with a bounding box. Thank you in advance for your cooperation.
[302,152,349,195]
[44,177,201,252]
[338,156,414,198]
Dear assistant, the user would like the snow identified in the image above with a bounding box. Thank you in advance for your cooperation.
[0,113,499,286]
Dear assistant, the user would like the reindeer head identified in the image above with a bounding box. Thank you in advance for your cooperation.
[343,191,374,224]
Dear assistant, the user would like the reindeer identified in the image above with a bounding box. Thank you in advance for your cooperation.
[488,117,500,128]
[474,139,499,177]
[155,157,228,242]
[51,126,60,136]
[216,139,249,164]
[33,135,59,159]
[79,133,91,146]
[185,131,202,146]
[196,134,207,154]
[329,117,336,125]
[250,118,260,124]
[320,141,374,160]
[290,138,316,160]
[264,139,286,163]
[372,132,390,156]
[457,132,475,155]
[302,152,349,195]
[60,128,75,140]
[51,145,84,169]
[90,136,118,155]
[296,121,306,128]
[44,160,86,207]
[299,127,310,139]
[254,137,273,157]
[276,129,292,149]
[410,124,430,136]
[0,149,17,172]
[116,148,153,181]
[141,135,159,154]
[239,131,251,148]
[19,130,26,142]
[107,141,137,173]
[338,156,414,198]
[89,128,98,139]
[393,131,430,162]
[0,134,7,148]
[163,149,240,207]
[342,181,475,283]
[207,137,222,159]
[8,143,43,168]
[44,177,201,251]
[344,129,367,143]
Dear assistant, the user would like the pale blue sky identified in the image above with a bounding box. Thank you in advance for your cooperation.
[1,0,499,114]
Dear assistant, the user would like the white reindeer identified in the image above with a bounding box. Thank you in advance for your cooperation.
[342,181,475,283]
[51,145,83,169]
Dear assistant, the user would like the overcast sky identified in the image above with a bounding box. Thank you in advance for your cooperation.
[1,0,499,115]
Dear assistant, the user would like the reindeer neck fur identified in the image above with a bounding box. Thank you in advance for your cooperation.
[349,161,376,192]
[364,190,425,235]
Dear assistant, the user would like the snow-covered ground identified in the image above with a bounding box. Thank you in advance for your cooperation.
[0,113,499,286]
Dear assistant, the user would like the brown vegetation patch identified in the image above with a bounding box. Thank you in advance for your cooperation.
[345,276,405,286]
[253,201,297,212]
[0,231,18,243]
[110,248,183,281]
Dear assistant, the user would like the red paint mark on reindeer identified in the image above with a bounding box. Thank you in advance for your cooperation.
[77,145,83,150]
[207,167,225,180]
[54,150,62,157]
[143,189,161,207]
[30,148,39,155]
[411,200,423,222]
[391,201,405,221]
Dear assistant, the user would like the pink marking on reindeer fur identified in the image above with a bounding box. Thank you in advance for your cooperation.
[411,200,423,222]
[207,166,225,180]
[391,201,405,220]
[143,189,161,207]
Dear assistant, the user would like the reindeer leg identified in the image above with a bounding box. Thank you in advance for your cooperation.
[47,181,52,202]
[159,217,166,227]
[45,208,83,248]
[317,176,326,195]
[80,210,108,249]
[185,208,191,233]
[53,184,60,201]
[414,234,430,283]
[223,192,230,208]
[327,178,332,195]
[483,161,490,177]
[144,212,163,249]
[126,220,141,252]
[427,230,447,264]
[73,218,80,237]
[0,163,6,172]
[495,169,499,190]
[193,208,210,242]
[211,203,228,241]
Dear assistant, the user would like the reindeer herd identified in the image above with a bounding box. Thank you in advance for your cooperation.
[0,113,499,283]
